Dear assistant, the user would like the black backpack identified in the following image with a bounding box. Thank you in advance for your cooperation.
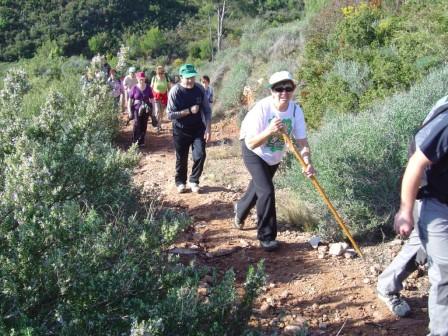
[408,102,448,158]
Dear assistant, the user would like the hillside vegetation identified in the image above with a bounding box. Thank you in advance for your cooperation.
[199,0,448,239]
[0,0,305,62]
[1,0,448,333]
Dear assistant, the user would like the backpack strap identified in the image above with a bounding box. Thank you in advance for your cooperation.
[408,101,448,158]
[419,101,448,130]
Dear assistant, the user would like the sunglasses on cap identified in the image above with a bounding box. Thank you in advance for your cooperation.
[273,86,294,93]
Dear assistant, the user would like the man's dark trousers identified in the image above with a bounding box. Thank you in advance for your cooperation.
[173,125,206,186]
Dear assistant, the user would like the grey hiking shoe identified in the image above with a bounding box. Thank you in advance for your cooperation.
[260,240,279,252]
[377,292,411,317]
[233,203,244,229]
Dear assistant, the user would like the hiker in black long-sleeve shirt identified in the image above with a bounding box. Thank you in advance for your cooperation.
[167,64,212,194]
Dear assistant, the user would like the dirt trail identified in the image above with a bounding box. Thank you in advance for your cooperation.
[120,115,429,336]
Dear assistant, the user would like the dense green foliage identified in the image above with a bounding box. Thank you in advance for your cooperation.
[298,0,448,128]
[0,0,195,61]
[280,65,448,239]
[0,0,305,63]
[0,60,265,335]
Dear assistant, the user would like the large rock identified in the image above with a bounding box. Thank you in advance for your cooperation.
[309,235,321,249]
[329,242,349,256]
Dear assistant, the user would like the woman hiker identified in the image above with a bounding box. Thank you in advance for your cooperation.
[235,70,316,251]
[150,65,171,133]
[128,71,154,148]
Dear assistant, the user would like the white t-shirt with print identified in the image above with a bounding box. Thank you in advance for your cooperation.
[239,96,307,165]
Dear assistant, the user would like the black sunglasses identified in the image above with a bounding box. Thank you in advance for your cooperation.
[273,86,294,93]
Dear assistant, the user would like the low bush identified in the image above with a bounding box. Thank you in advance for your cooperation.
[217,56,252,116]
[279,65,448,240]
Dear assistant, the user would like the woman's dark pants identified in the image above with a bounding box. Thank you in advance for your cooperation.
[236,141,279,241]
[133,110,149,145]
[173,125,206,186]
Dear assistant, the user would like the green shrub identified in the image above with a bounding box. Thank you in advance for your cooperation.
[217,56,252,115]
[303,0,330,16]
[140,27,167,58]
[334,3,382,49]
[88,32,118,55]
[280,65,448,240]
[298,1,448,128]
[188,38,212,61]
[332,59,371,96]
[130,261,266,336]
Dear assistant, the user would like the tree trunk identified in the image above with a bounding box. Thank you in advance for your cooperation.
[209,13,214,61]
[216,0,226,52]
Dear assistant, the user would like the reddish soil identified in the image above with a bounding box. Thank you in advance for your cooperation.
[119,115,430,336]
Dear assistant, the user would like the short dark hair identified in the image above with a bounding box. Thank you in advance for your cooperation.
[201,75,210,83]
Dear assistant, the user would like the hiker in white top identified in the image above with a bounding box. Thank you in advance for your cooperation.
[123,67,138,113]
[235,71,315,251]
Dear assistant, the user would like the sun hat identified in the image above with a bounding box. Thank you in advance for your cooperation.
[128,66,136,74]
[179,64,198,78]
[136,71,146,79]
[268,71,297,87]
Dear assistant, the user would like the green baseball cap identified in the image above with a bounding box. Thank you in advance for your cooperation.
[179,64,198,78]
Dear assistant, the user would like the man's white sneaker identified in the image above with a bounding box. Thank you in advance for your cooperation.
[177,184,186,194]
[259,240,279,252]
[377,292,411,317]
[188,182,200,193]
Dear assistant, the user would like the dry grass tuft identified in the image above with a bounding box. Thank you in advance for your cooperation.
[276,189,318,232]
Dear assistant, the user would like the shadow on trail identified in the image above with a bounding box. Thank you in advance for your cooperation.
[188,200,234,221]
[114,117,174,153]
[198,185,233,194]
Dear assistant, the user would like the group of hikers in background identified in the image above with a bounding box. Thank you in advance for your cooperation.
[82,60,448,335]
[80,61,214,150]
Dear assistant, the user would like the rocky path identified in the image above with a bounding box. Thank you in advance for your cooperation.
[119,115,429,336]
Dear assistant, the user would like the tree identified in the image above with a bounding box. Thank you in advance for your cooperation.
[216,0,226,52]
[140,27,166,58]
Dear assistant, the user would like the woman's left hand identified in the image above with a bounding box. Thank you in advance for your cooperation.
[302,163,316,178]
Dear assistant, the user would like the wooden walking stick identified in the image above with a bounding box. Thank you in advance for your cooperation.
[282,133,363,258]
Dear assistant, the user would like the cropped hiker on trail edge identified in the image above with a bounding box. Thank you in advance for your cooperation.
[123,67,137,113]
[235,71,315,252]
[378,95,448,335]
[201,75,214,105]
[167,63,211,194]
[107,68,123,109]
